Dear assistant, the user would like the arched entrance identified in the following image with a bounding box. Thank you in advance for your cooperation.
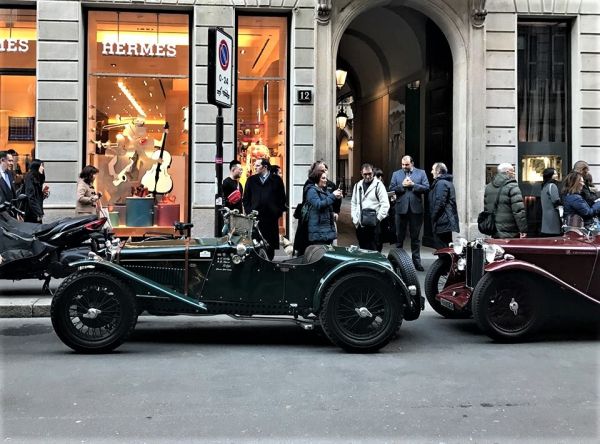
[329,0,471,246]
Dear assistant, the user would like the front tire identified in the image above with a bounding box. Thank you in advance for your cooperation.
[51,271,137,353]
[388,248,422,321]
[424,258,471,319]
[319,272,400,353]
[472,272,545,342]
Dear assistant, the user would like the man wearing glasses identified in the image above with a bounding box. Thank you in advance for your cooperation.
[243,158,287,260]
[351,163,390,252]
[389,155,430,271]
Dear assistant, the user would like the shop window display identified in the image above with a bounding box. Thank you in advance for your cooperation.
[86,11,189,235]
[236,16,287,189]
[0,8,36,183]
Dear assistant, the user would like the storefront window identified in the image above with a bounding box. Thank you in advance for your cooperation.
[86,11,190,235]
[0,8,36,177]
[236,16,287,189]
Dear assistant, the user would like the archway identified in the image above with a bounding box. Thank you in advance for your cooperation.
[332,0,469,247]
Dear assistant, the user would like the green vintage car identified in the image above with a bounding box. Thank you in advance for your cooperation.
[50,210,423,353]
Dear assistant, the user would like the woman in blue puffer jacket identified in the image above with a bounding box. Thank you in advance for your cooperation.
[305,169,343,245]
[562,171,600,227]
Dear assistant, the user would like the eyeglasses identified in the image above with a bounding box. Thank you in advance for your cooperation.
[362,172,373,177]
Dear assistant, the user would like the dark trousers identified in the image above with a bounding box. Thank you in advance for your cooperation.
[395,210,423,264]
[257,217,279,260]
[433,231,453,249]
[356,223,381,252]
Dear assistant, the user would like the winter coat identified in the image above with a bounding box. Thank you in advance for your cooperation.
[305,185,337,243]
[563,193,600,226]
[76,179,100,215]
[483,173,527,238]
[429,173,459,234]
[350,178,390,227]
[23,172,45,223]
[540,182,562,235]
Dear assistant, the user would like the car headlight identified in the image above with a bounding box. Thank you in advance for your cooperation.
[484,244,505,263]
[451,237,468,255]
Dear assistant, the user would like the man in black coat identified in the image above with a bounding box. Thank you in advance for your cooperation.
[0,151,16,205]
[429,162,459,248]
[243,158,287,260]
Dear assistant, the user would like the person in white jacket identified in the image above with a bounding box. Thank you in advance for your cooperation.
[351,163,390,251]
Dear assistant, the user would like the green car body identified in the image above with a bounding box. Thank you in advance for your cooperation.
[50,213,423,353]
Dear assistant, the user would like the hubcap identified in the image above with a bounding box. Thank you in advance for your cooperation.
[509,298,519,316]
[355,307,373,318]
[82,308,102,319]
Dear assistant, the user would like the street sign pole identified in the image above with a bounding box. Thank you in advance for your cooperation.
[207,27,232,237]
[214,107,223,236]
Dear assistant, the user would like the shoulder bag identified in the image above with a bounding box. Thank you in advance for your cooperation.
[359,183,379,227]
[477,184,504,236]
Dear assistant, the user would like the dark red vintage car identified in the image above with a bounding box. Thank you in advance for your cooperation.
[425,226,600,341]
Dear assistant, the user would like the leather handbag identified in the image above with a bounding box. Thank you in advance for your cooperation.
[360,208,378,227]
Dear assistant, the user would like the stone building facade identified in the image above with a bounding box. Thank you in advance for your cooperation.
[1,0,598,238]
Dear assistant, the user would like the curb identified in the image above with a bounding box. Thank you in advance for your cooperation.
[0,297,51,318]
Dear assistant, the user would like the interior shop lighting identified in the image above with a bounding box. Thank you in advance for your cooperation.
[117,80,147,118]
[96,31,188,46]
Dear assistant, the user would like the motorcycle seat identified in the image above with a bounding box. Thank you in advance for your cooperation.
[36,215,97,240]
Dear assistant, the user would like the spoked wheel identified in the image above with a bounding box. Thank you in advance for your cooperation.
[472,272,545,342]
[320,272,400,353]
[51,271,137,353]
[424,258,471,319]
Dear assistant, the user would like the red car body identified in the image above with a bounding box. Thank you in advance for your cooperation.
[426,230,600,340]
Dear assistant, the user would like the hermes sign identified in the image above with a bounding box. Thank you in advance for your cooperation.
[0,39,30,53]
[101,41,177,58]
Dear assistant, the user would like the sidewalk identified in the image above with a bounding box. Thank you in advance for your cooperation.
[0,199,437,318]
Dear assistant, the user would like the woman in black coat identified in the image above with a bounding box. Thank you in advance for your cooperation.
[429,162,459,248]
[23,159,48,223]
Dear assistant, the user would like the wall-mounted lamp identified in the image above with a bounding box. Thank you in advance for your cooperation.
[407,80,421,90]
[335,69,348,90]
[347,137,354,149]
[336,108,348,130]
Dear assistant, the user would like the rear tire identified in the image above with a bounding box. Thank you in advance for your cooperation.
[320,272,400,353]
[472,272,545,342]
[388,248,422,321]
[51,271,137,353]
[424,257,471,319]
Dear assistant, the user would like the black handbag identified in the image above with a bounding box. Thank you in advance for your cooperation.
[359,183,379,227]
[478,184,504,236]
[361,208,378,227]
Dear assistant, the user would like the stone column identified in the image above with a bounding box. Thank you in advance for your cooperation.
[36,0,83,215]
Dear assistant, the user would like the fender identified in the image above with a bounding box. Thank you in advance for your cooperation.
[434,247,455,257]
[485,259,600,306]
[312,260,410,311]
[69,258,207,311]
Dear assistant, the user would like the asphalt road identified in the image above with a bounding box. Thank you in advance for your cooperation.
[1,307,598,443]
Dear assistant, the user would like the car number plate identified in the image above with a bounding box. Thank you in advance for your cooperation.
[440,298,454,310]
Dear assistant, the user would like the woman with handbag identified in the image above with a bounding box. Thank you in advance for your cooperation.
[350,163,390,251]
[540,168,562,236]
[305,169,342,246]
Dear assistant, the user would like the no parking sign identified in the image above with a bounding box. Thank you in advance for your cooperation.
[208,27,233,108]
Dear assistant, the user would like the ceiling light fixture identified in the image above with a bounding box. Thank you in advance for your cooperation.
[336,108,348,130]
[117,80,146,117]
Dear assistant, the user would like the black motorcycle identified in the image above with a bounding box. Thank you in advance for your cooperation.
[0,197,114,293]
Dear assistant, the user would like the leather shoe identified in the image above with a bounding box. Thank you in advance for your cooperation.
[413,262,424,272]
